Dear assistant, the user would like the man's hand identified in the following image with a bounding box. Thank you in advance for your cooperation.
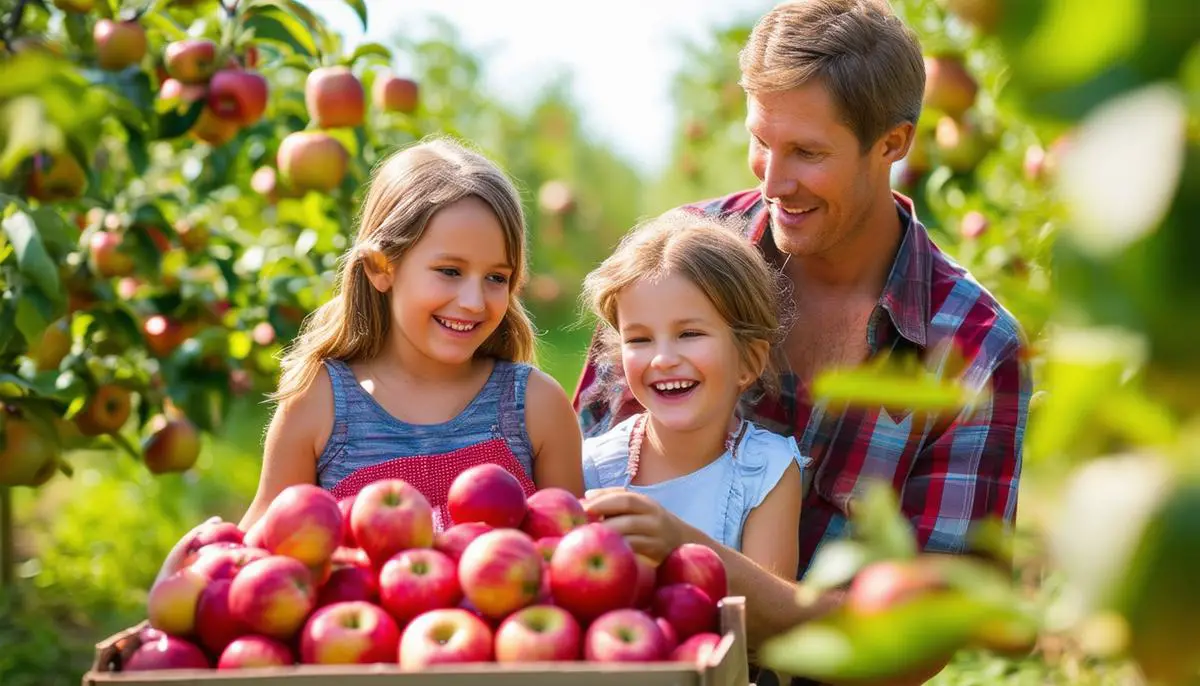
[581,488,688,564]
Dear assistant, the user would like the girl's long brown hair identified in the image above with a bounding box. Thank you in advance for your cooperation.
[271,137,536,403]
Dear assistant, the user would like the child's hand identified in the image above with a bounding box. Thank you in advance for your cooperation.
[581,488,688,564]
[155,516,224,585]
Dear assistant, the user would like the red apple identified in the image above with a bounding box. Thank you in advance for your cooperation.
[164,39,218,84]
[960,210,989,240]
[125,635,210,670]
[398,608,494,670]
[333,496,355,544]
[190,545,269,581]
[190,105,241,146]
[670,632,723,663]
[318,564,379,607]
[494,604,582,663]
[372,73,419,114]
[299,601,400,664]
[655,616,678,654]
[159,77,208,107]
[228,555,317,640]
[535,536,560,564]
[195,579,247,655]
[378,548,462,624]
[176,521,244,569]
[523,488,588,538]
[89,231,134,278]
[651,583,717,641]
[847,560,945,615]
[923,55,978,118]
[350,479,435,566]
[142,415,201,474]
[448,463,528,528]
[584,609,666,662]
[458,529,542,619]
[434,522,493,563]
[330,546,372,569]
[147,567,207,637]
[25,152,86,202]
[549,523,638,622]
[217,635,294,669]
[93,19,147,71]
[306,66,365,128]
[259,484,343,568]
[207,69,269,126]
[633,555,657,608]
[276,131,349,193]
[657,543,727,608]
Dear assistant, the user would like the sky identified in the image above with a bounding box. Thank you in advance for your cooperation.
[305,0,775,175]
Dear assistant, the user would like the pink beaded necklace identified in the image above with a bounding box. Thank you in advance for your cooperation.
[626,412,747,481]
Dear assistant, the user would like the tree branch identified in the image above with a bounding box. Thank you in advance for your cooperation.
[3,0,32,49]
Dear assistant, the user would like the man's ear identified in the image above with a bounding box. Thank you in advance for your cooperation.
[360,247,393,293]
[879,121,915,164]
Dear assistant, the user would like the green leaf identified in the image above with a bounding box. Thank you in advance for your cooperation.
[849,480,919,560]
[155,99,206,140]
[0,96,64,178]
[244,7,319,57]
[341,0,368,31]
[26,207,76,257]
[760,591,1007,682]
[0,299,16,355]
[348,41,390,66]
[2,212,64,304]
[812,363,972,413]
[15,291,56,347]
[141,12,189,42]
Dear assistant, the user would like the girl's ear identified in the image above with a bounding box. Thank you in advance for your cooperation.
[740,338,771,390]
[360,248,394,293]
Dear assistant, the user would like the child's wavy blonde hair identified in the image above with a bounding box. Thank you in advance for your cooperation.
[581,209,789,398]
[272,136,535,403]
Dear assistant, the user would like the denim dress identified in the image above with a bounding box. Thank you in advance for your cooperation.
[582,414,809,551]
[316,358,536,531]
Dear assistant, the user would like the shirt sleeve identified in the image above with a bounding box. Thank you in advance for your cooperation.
[903,340,1031,555]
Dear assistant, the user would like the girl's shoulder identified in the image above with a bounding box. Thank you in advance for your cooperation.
[733,420,811,505]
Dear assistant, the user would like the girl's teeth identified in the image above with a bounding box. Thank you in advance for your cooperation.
[437,317,475,332]
[654,381,696,391]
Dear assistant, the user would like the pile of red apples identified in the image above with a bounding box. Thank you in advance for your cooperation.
[126,464,730,672]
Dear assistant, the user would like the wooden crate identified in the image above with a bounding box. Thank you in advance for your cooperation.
[83,597,750,686]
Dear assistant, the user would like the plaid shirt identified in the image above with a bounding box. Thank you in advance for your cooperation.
[572,189,1030,578]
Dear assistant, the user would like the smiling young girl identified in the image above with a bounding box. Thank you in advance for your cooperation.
[579,210,807,578]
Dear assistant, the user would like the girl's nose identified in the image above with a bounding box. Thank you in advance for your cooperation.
[458,280,486,312]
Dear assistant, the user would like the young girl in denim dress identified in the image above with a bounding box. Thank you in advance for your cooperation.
[579,210,808,578]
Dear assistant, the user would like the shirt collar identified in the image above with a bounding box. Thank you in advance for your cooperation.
[749,190,931,348]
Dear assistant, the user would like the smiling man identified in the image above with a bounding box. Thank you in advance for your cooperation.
[574,0,1031,679]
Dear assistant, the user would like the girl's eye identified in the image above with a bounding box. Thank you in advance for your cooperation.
[680,330,704,338]
[487,274,509,284]
[436,267,460,277]
[624,337,650,345]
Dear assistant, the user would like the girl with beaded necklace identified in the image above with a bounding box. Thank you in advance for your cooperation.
[579,210,808,578]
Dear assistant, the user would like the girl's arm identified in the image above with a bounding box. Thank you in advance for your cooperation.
[237,366,334,531]
[741,460,803,579]
[525,368,585,496]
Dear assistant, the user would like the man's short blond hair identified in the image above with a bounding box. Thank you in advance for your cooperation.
[739,0,926,151]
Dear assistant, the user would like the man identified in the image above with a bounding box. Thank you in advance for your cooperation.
[575,0,1031,670]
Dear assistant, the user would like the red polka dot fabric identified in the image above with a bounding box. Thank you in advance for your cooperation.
[329,438,537,532]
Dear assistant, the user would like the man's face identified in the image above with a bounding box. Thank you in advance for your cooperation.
[746,80,891,261]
